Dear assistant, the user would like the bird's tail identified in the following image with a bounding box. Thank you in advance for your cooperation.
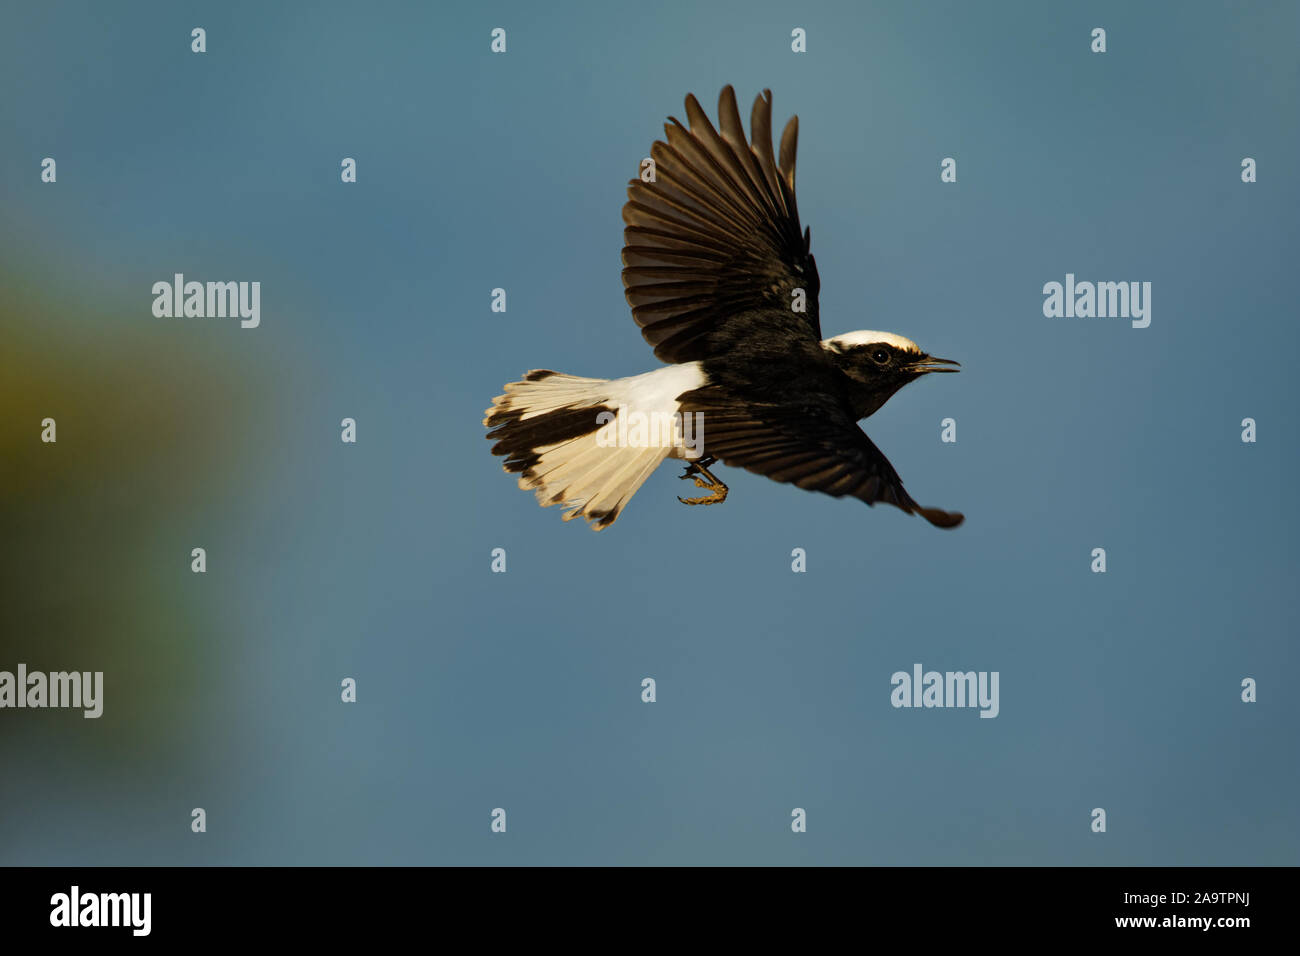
[484,370,673,530]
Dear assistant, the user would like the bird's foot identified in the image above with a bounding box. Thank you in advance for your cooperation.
[677,458,728,506]
[678,485,728,506]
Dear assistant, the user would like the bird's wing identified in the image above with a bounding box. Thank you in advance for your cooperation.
[622,86,821,364]
[679,386,964,528]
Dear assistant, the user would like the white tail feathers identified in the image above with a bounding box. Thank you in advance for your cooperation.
[484,369,683,530]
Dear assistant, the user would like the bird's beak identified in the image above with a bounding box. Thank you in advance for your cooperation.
[910,356,961,374]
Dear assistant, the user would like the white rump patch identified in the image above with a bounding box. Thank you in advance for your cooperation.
[606,361,707,412]
[822,330,921,354]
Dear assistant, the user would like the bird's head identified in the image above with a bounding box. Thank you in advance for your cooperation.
[822,330,959,417]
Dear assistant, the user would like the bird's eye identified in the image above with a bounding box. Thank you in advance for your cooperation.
[872,348,890,365]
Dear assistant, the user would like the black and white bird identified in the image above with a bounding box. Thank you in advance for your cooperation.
[485,87,963,531]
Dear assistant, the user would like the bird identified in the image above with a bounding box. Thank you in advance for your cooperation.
[484,86,963,531]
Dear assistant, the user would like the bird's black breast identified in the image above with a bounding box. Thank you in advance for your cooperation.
[695,309,851,412]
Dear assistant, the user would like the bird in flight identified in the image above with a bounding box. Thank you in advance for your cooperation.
[485,86,963,531]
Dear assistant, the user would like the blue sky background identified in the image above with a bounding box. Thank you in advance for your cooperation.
[1,0,1296,864]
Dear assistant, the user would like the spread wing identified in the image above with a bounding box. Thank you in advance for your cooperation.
[680,386,965,529]
[621,86,821,364]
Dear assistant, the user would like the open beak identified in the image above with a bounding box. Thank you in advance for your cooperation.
[910,356,961,374]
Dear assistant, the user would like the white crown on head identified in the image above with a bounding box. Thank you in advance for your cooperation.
[822,330,922,354]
